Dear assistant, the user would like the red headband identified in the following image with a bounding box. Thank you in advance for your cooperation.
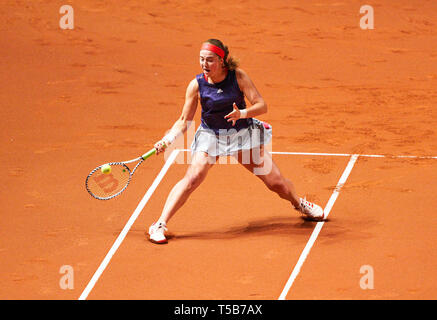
[200,43,225,59]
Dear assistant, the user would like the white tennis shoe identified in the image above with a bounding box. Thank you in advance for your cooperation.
[148,222,168,244]
[297,197,325,221]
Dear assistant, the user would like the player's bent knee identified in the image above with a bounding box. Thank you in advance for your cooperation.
[183,171,206,192]
[182,156,212,193]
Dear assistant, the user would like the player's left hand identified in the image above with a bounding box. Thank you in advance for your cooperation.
[224,102,241,126]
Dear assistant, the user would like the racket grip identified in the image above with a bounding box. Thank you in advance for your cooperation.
[141,148,157,160]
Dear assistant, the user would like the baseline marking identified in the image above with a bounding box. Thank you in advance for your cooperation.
[179,149,437,159]
[278,154,359,300]
[271,151,437,159]
[78,149,180,300]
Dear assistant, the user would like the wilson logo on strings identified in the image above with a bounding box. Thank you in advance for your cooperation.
[93,173,119,193]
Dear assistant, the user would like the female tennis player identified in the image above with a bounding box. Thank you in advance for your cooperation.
[148,39,324,244]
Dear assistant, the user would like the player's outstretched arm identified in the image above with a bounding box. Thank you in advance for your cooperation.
[154,79,199,154]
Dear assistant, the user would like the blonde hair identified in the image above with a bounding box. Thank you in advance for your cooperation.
[205,39,240,71]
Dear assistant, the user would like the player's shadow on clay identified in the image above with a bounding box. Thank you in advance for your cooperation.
[168,215,330,241]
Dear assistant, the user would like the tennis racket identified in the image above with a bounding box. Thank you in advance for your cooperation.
[85,148,156,200]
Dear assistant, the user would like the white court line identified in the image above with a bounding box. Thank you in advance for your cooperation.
[78,149,180,300]
[278,154,360,300]
[272,151,437,159]
[179,149,437,159]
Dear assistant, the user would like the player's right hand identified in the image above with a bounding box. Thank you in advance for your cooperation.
[154,140,168,155]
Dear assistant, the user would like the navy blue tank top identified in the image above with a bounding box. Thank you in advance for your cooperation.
[196,70,252,134]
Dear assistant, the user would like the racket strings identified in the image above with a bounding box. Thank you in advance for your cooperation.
[86,163,131,200]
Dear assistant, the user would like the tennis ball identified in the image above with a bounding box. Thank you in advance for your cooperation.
[101,164,112,174]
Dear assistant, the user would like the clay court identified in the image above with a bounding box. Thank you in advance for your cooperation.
[1,0,437,300]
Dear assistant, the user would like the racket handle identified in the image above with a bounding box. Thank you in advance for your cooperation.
[141,148,157,160]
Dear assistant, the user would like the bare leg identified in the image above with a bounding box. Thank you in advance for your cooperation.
[157,152,216,224]
[235,147,301,208]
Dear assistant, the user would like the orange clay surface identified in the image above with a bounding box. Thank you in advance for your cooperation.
[1,0,437,300]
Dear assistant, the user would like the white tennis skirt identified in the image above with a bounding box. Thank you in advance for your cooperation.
[191,118,272,157]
